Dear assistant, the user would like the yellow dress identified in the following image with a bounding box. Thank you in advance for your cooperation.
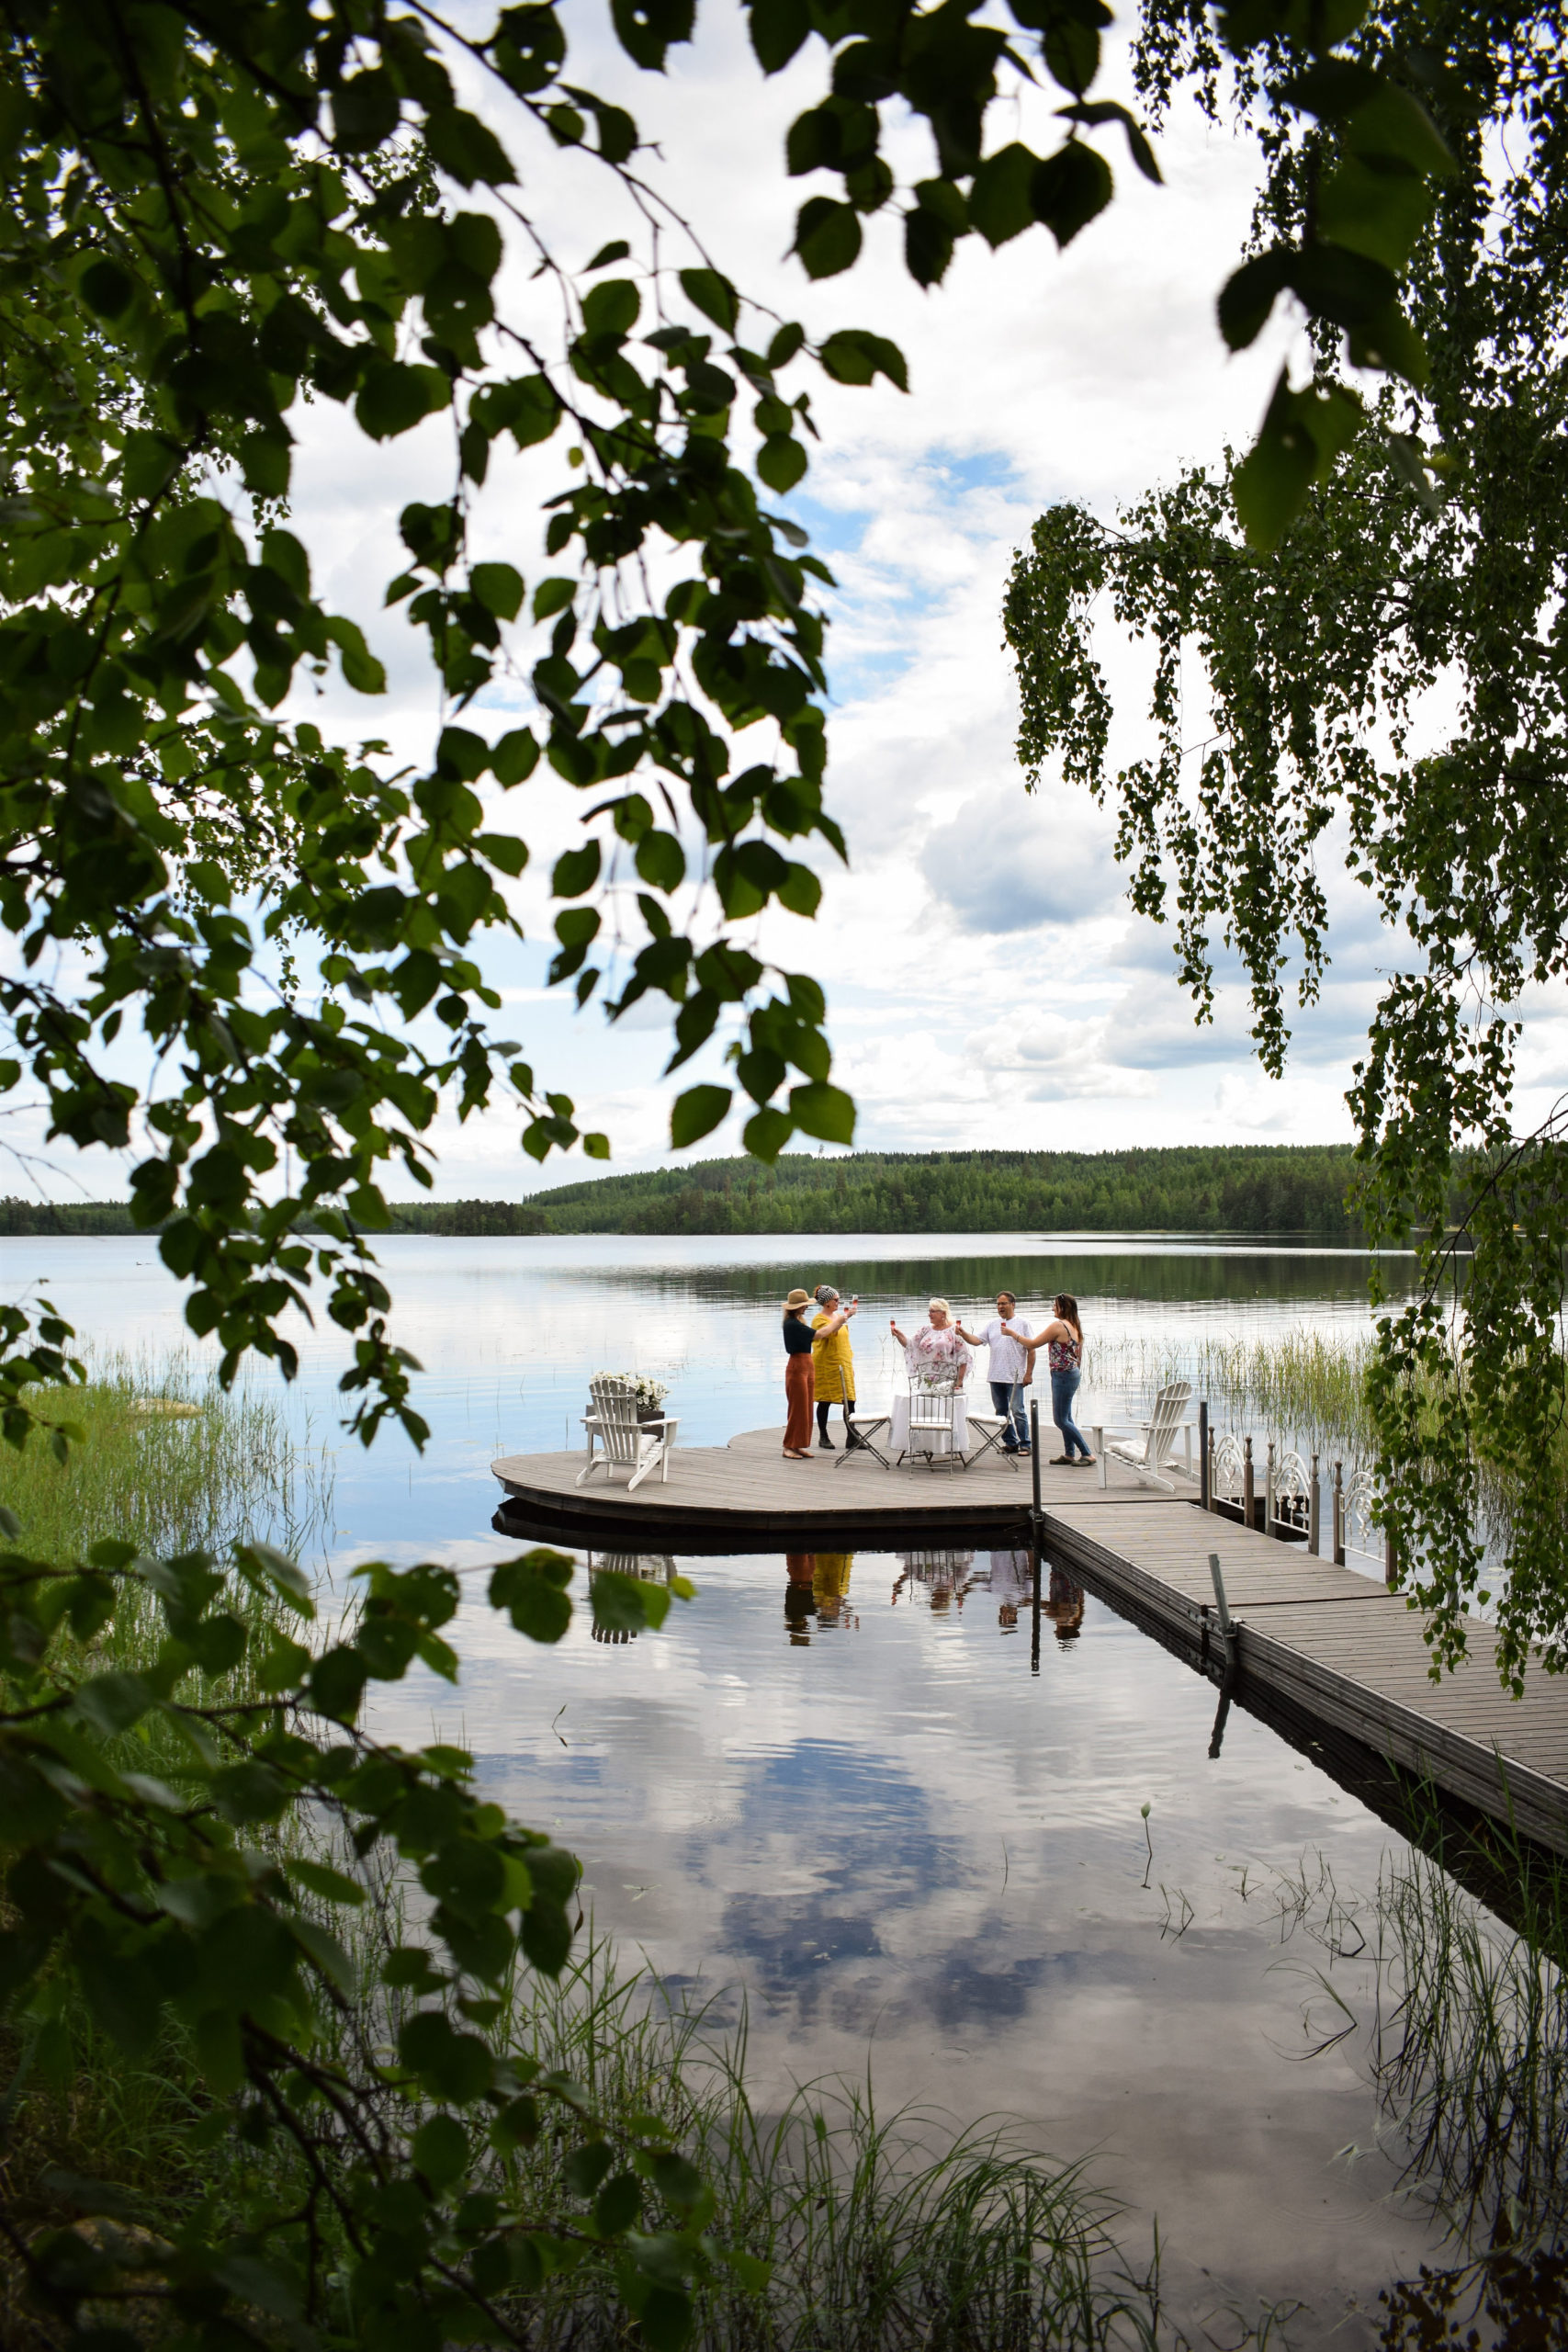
[812,1309,854,1402]
[812,1554,852,1609]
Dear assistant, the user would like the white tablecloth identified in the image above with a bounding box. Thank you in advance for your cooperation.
[889,1391,972,1455]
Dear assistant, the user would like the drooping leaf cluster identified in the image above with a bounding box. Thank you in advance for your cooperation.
[1002,0,1568,1687]
[0,1485,737,2348]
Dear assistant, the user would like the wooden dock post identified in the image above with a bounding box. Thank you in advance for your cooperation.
[1309,1453,1320,1556]
[1030,1397,1043,1672]
[1199,1399,1210,1510]
[1265,1440,1276,1539]
[1333,1459,1346,1566]
[1243,1435,1255,1531]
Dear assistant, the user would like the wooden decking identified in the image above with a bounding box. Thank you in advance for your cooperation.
[490,1428,1568,1856]
[490,1423,1164,1548]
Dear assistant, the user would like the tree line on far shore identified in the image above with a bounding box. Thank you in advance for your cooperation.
[2,1144,1374,1240]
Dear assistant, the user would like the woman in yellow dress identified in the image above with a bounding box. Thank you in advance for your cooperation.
[810,1283,858,1450]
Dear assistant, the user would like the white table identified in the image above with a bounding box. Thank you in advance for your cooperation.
[887,1393,1008,1464]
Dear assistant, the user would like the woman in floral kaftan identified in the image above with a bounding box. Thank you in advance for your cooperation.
[888,1298,973,1391]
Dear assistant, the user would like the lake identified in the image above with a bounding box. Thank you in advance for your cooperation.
[6,1230,1459,2341]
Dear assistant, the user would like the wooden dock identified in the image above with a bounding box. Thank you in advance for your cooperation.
[490,1424,1163,1549]
[490,1429,1568,1857]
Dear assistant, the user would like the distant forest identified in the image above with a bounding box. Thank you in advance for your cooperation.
[1,1145,1369,1239]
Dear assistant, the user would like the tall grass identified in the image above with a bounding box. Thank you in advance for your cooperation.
[1374,1845,1568,2247]
[1199,1827,1568,2256]
[1085,1330,1377,1461]
[0,1349,331,1568]
[492,1939,1159,2351]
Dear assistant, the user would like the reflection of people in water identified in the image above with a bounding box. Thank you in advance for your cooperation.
[988,1547,1033,1630]
[812,1552,857,1627]
[891,1549,977,1611]
[784,1553,858,1639]
[1044,1564,1086,1641]
[784,1553,817,1644]
[982,1550,1084,1637]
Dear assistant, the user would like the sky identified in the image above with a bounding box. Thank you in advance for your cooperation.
[11,4,1566,1207]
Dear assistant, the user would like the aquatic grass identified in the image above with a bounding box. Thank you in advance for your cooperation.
[1085,1329,1379,1461]
[0,1348,332,1572]
[1189,1824,1568,2257]
[493,1936,1162,2352]
[1373,1841,1568,2248]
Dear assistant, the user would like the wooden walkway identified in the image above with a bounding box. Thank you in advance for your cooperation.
[1045,1502,1568,1857]
[490,1429,1568,1855]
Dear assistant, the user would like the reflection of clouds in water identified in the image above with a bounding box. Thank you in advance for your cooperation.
[361,1543,1440,2326]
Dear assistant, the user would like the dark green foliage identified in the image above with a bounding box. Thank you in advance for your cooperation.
[3,1147,1374,1238]
[426,1144,1368,1237]
[1002,0,1568,1689]
[0,1506,705,2348]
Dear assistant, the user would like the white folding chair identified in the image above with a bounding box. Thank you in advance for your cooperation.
[576,1375,676,1492]
[1095,1380,1194,1491]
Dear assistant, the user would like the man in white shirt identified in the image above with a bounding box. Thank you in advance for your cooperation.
[956,1292,1033,1454]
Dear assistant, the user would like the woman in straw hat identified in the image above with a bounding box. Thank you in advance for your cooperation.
[781,1287,817,1459]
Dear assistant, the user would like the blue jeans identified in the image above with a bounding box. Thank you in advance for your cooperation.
[1051,1366,1090,1457]
[990,1379,1029,1449]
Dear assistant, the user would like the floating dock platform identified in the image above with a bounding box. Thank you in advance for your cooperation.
[491,1429,1568,1858]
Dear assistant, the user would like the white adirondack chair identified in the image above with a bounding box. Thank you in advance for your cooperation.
[900,1384,969,1470]
[576,1375,675,1492]
[1096,1380,1194,1491]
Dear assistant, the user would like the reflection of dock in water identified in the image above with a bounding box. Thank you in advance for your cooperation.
[586,1552,677,1643]
[493,1429,1568,1857]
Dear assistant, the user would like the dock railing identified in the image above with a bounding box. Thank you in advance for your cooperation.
[1203,1408,1393,1584]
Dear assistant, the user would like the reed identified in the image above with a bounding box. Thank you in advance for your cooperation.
[1196,1824,1568,2256]
[1085,1329,1378,1459]
[0,1349,331,1570]
[494,1937,1160,2352]
[1373,1839,1568,2247]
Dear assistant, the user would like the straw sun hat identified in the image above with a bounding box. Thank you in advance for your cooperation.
[784,1287,813,1309]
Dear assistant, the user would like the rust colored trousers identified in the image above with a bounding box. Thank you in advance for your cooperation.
[784,1351,816,1452]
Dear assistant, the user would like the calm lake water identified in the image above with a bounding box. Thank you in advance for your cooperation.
[7,1231,1459,2339]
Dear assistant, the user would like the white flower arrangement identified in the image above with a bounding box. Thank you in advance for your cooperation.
[591,1372,670,1411]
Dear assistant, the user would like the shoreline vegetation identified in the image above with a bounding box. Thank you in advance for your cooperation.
[1,1144,1374,1240]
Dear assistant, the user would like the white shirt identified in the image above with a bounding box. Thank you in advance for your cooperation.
[981,1316,1032,1384]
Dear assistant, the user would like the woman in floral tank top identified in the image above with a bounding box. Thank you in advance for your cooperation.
[1018,1295,1091,1464]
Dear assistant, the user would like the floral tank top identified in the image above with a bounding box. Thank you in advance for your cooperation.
[1048,1330,1082,1374]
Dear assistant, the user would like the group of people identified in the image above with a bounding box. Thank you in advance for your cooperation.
[780,1283,1093,1464]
